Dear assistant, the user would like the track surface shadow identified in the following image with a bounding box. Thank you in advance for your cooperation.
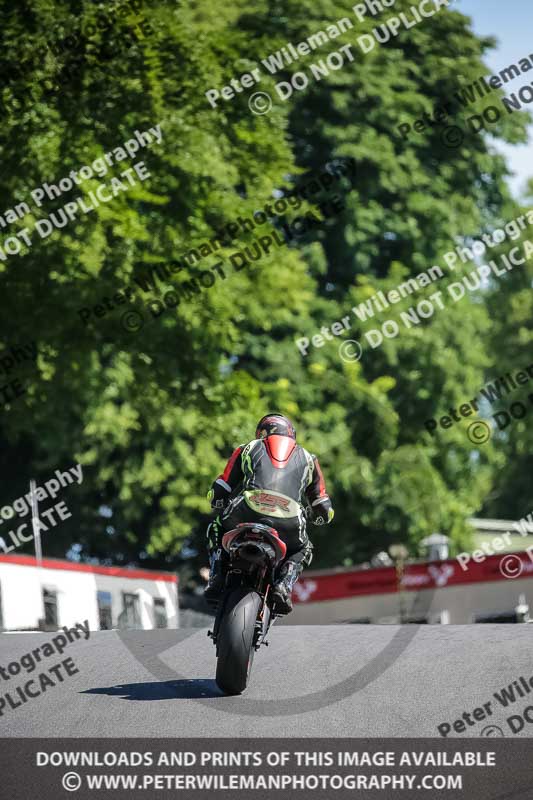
[83,679,222,701]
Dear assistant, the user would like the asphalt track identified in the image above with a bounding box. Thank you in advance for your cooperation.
[1,625,532,737]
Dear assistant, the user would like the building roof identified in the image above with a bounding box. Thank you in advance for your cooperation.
[0,554,177,583]
[468,517,533,534]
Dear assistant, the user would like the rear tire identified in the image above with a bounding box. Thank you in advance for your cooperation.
[216,589,262,695]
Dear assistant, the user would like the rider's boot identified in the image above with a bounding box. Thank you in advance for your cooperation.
[272,560,301,615]
[204,548,225,604]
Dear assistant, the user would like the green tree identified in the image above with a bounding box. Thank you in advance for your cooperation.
[0,0,529,573]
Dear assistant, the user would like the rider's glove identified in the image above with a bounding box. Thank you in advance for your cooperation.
[308,500,334,525]
[207,488,226,510]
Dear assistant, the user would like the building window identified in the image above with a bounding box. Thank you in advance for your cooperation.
[119,592,141,629]
[97,591,113,630]
[153,597,168,629]
[42,589,58,629]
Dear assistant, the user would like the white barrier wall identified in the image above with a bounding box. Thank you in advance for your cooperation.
[0,556,178,631]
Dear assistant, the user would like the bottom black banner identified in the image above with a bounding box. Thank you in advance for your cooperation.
[0,738,531,799]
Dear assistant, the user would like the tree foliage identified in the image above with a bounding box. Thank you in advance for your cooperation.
[0,0,530,571]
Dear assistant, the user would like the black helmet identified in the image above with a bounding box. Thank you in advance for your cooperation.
[256,413,296,440]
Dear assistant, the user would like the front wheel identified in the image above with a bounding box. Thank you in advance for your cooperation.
[216,589,262,695]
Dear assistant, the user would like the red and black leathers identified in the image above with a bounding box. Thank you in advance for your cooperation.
[207,436,333,563]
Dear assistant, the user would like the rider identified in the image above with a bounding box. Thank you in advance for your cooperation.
[204,414,334,614]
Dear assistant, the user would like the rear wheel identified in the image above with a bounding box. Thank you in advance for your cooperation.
[216,589,262,695]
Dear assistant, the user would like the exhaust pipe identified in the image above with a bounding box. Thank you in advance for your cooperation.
[239,543,264,563]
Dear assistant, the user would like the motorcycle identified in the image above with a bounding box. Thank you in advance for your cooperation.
[207,522,287,695]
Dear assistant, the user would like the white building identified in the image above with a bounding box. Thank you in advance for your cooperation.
[0,554,178,631]
[285,517,533,625]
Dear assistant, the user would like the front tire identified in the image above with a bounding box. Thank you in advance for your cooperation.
[216,589,262,695]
